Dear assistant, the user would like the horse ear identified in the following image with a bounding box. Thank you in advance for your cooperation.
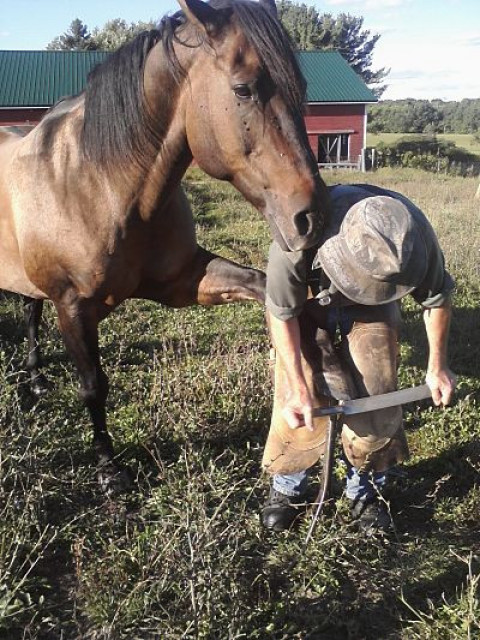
[260,0,278,18]
[177,0,218,34]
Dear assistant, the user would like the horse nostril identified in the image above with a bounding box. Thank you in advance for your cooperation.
[294,210,314,237]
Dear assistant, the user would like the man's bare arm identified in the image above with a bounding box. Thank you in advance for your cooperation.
[267,311,314,430]
[423,299,456,405]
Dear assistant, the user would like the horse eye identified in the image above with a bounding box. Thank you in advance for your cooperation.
[233,84,253,100]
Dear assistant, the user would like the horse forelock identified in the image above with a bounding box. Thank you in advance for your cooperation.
[225,0,306,113]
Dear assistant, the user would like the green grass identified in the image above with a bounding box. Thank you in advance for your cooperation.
[367,132,480,158]
[0,168,479,639]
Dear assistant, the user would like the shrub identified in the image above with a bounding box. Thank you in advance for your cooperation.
[373,135,480,176]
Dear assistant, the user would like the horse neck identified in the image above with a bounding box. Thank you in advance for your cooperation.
[129,40,196,218]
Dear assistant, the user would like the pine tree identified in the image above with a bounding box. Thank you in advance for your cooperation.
[47,19,97,51]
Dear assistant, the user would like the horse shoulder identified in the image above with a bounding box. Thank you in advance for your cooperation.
[140,185,198,281]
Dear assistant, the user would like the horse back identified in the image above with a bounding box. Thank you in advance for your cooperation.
[0,127,23,146]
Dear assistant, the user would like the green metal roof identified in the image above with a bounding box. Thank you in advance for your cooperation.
[297,50,377,104]
[0,50,108,107]
[0,49,377,107]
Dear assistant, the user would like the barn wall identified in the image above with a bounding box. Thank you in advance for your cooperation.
[304,103,366,164]
[1,103,369,167]
[0,108,47,126]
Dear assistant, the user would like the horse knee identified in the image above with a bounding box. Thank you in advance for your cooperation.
[196,254,267,305]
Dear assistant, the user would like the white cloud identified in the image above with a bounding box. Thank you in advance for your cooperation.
[455,34,480,47]
[373,30,479,100]
[381,55,478,100]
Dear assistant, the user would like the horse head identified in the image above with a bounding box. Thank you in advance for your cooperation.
[172,0,330,250]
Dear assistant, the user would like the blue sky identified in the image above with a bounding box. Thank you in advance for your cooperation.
[1,0,479,100]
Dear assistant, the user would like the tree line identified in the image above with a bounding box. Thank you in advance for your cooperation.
[369,99,480,135]
[46,4,388,96]
[46,18,156,52]
[277,0,388,96]
[368,135,479,177]
[47,9,478,136]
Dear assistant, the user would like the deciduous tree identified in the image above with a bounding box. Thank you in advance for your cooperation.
[47,17,157,52]
[90,19,156,51]
[278,1,389,96]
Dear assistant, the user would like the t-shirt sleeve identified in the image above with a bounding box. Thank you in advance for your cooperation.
[265,241,308,320]
[411,243,455,308]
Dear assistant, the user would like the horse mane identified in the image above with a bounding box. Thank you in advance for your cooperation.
[81,0,306,172]
[82,30,162,172]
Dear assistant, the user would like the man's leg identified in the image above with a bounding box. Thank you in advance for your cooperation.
[261,305,336,531]
[272,470,309,497]
[340,303,406,533]
[345,465,386,502]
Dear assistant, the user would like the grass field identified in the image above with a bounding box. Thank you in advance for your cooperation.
[366,132,480,158]
[0,167,479,639]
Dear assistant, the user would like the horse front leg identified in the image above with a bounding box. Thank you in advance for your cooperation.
[135,246,266,307]
[54,299,130,494]
[194,247,266,306]
[23,296,50,396]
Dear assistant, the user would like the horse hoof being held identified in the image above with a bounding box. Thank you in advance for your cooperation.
[0,0,330,487]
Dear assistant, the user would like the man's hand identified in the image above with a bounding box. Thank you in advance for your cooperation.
[426,367,457,406]
[282,387,314,431]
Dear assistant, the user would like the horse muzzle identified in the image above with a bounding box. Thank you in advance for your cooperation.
[267,207,324,252]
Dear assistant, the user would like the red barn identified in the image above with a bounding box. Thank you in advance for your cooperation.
[298,51,378,169]
[0,49,377,168]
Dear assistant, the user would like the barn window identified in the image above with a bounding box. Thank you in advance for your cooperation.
[318,133,350,164]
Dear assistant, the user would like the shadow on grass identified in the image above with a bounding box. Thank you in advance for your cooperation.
[391,439,480,536]
[401,302,480,381]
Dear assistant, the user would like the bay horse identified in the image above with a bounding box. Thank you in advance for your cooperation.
[0,0,330,488]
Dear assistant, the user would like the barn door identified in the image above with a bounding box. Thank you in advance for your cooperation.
[318,134,350,164]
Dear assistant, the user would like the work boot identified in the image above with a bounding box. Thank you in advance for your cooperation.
[261,487,305,531]
[350,497,393,536]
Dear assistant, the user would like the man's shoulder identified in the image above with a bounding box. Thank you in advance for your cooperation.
[328,184,384,219]
[328,183,427,226]
[329,183,399,208]
[269,241,308,269]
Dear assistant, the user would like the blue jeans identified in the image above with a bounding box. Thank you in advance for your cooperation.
[272,465,386,503]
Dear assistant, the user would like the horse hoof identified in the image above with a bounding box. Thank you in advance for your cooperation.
[30,374,51,398]
[97,462,134,497]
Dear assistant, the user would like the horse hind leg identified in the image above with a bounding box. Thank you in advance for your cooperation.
[55,298,131,494]
[23,296,50,396]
